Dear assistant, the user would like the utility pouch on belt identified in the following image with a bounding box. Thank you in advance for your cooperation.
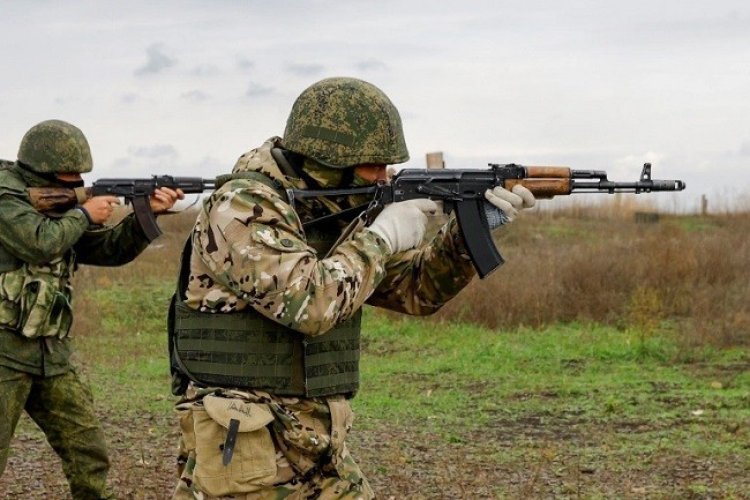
[192,395,276,496]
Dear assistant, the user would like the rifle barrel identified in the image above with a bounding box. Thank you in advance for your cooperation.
[571,179,686,193]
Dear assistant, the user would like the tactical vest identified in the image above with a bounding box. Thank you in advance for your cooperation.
[0,164,75,338]
[168,171,361,397]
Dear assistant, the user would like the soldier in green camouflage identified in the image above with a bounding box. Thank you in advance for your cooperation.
[0,119,183,499]
[169,78,535,499]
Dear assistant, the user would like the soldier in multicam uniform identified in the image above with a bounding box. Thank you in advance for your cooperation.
[169,77,535,499]
[0,120,183,499]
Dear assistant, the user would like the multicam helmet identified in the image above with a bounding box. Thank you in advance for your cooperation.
[17,119,93,174]
[283,77,409,168]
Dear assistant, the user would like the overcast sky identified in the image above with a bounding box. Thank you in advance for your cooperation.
[2,0,748,212]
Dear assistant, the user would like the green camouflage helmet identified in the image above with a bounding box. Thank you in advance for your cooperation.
[17,119,93,174]
[283,77,409,168]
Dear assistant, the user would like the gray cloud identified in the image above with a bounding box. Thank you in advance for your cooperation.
[354,58,387,72]
[111,157,132,169]
[246,81,273,97]
[191,64,220,77]
[135,43,176,76]
[237,57,255,70]
[196,156,224,172]
[285,62,325,76]
[181,90,210,102]
[120,93,141,104]
[2,1,748,200]
[129,144,178,159]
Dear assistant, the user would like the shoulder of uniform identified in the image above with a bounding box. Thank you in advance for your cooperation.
[0,165,28,194]
[216,171,284,197]
[231,138,292,186]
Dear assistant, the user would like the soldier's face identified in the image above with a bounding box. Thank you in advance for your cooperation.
[353,164,387,184]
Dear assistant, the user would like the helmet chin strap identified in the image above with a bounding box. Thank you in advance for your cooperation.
[271,147,319,188]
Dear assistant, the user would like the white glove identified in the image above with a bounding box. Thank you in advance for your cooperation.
[484,184,535,229]
[366,199,438,253]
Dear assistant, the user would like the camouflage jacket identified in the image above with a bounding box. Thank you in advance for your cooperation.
[186,137,477,336]
[0,164,151,376]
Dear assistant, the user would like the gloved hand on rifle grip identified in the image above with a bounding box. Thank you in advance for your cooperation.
[484,184,535,230]
[366,199,438,253]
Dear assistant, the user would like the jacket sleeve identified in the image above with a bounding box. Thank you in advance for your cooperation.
[192,179,392,336]
[0,190,89,264]
[365,217,476,315]
[73,213,152,266]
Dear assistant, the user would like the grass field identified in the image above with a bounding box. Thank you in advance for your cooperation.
[1,208,748,498]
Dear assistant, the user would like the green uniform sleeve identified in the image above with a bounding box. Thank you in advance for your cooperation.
[0,190,89,264]
[73,213,151,266]
[366,217,476,315]
[191,179,392,336]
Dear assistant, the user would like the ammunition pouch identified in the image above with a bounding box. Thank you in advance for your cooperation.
[0,255,74,339]
[17,277,73,339]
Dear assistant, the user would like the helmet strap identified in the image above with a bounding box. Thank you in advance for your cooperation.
[271,147,325,190]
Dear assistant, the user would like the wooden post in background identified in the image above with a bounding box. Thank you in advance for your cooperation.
[426,152,445,169]
[701,194,708,216]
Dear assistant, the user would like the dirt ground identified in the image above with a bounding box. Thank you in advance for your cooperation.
[2,408,748,499]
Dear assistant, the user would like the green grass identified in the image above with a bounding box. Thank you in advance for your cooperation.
[357,311,748,431]
[58,282,749,497]
[72,283,749,442]
[74,281,175,414]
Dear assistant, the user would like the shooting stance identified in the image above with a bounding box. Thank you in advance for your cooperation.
[169,77,534,498]
[0,119,182,499]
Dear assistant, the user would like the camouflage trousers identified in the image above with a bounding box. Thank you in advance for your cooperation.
[0,365,112,499]
[172,387,374,499]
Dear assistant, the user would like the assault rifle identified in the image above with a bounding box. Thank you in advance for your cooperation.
[28,176,216,241]
[26,163,686,278]
[291,163,687,278]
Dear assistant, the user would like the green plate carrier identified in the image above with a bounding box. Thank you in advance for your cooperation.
[168,172,361,397]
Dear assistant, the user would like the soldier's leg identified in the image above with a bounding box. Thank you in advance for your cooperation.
[267,397,374,499]
[0,365,33,476]
[297,443,373,499]
[25,369,112,499]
